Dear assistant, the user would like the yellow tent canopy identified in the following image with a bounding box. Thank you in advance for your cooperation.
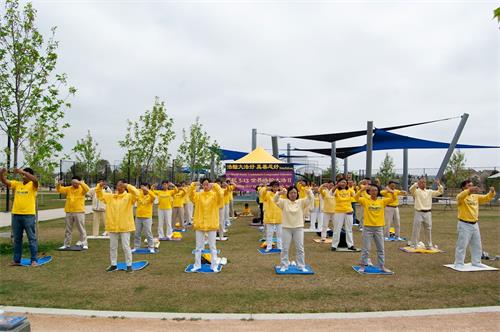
[233,147,283,164]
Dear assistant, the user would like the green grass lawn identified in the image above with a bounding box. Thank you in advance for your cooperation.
[0,203,499,313]
[0,192,91,212]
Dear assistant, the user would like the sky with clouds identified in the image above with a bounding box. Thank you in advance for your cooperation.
[4,0,498,173]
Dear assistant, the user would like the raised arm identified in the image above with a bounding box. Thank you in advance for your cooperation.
[56,181,69,194]
[95,183,109,203]
[382,188,396,206]
[431,180,444,197]
[126,184,140,202]
[80,181,90,194]
[302,188,314,209]
[0,168,11,188]
[15,168,38,188]
[188,182,199,204]
[273,188,287,209]
[258,185,268,202]
[478,187,496,204]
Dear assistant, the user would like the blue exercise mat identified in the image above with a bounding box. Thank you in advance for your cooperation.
[0,316,27,329]
[274,265,314,275]
[258,248,281,255]
[352,265,394,275]
[115,261,149,271]
[185,264,223,273]
[259,237,278,243]
[20,256,52,266]
[191,249,221,254]
[132,248,158,254]
[384,237,407,242]
[159,237,181,241]
[173,229,187,233]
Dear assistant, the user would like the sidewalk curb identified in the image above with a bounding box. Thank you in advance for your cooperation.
[1,305,499,321]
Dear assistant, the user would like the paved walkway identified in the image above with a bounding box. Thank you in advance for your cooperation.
[0,206,93,228]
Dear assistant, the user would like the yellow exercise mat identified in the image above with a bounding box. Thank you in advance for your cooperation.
[313,238,332,244]
[400,246,443,254]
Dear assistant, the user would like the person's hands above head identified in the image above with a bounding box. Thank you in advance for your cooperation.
[489,187,495,194]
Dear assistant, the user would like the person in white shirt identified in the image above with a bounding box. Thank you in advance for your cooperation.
[87,179,112,236]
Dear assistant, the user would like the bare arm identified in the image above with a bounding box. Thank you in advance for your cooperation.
[0,168,11,188]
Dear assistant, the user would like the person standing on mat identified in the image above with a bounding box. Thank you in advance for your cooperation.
[309,183,321,231]
[409,177,443,249]
[132,183,156,254]
[355,184,396,273]
[172,185,186,230]
[183,182,194,226]
[319,181,336,241]
[97,179,139,273]
[259,181,283,252]
[273,185,314,272]
[454,180,495,268]
[188,178,224,272]
[332,178,357,251]
[57,176,90,250]
[355,178,371,230]
[380,181,407,240]
[152,181,177,240]
[297,180,311,222]
[87,179,112,237]
[1,168,39,266]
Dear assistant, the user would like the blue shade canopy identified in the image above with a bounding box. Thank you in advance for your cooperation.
[295,129,499,159]
[216,148,248,161]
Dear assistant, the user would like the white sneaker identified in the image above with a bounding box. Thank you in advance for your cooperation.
[264,248,272,252]
[300,266,309,272]
[279,266,288,272]
[149,248,155,253]
[76,241,82,246]
[211,265,220,272]
[190,266,201,272]
[102,232,108,236]
[131,248,137,253]
[58,245,68,250]
[82,245,88,250]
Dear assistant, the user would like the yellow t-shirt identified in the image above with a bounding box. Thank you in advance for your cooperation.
[259,186,283,224]
[189,183,224,232]
[11,180,38,215]
[154,189,176,210]
[313,193,320,209]
[456,189,495,222]
[348,187,356,203]
[334,189,353,213]
[381,189,402,207]
[97,184,139,232]
[320,188,336,213]
[57,182,90,213]
[356,195,395,227]
[172,189,186,208]
[136,190,156,218]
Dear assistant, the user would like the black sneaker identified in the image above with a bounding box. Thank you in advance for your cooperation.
[331,247,337,251]
[348,246,357,251]
[126,266,133,273]
[106,265,117,272]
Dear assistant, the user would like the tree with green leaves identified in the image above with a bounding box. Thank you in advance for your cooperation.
[377,153,396,185]
[119,97,175,185]
[445,150,468,188]
[494,7,500,25]
[72,130,101,182]
[0,0,75,172]
[178,117,215,180]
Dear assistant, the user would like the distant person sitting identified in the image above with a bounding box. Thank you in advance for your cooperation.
[454,180,495,268]
[57,176,90,250]
[0,167,39,266]
[240,203,253,216]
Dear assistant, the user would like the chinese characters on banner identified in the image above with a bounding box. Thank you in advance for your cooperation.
[225,163,295,192]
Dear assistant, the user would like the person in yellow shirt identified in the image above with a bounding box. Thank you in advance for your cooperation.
[172,185,186,230]
[380,181,407,240]
[332,178,356,251]
[354,178,371,230]
[297,180,311,221]
[181,182,193,226]
[97,179,139,272]
[355,184,396,273]
[273,185,314,272]
[152,181,177,239]
[309,183,321,231]
[319,181,336,241]
[132,183,156,253]
[0,167,39,266]
[454,180,496,268]
[259,181,283,252]
[409,177,444,249]
[188,178,224,272]
[224,180,236,228]
[57,176,90,250]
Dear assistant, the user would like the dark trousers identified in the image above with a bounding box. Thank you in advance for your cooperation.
[12,214,38,263]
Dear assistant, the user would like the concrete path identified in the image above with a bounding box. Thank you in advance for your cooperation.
[0,206,93,228]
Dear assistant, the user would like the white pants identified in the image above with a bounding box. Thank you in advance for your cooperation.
[265,223,283,250]
[224,204,230,223]
[454,221,482,266]
[384,207,401,237]
[184,202,193,224]
[321,212,335,239]
[134,217,153,249]
[194,230,218,270]
[332,213,354,248]
[411,211,432,248]
[281,228,305,269]
[310,208,320,230]
[218,208,226,236]
[158,209,173,238]
[109,232,132,266]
